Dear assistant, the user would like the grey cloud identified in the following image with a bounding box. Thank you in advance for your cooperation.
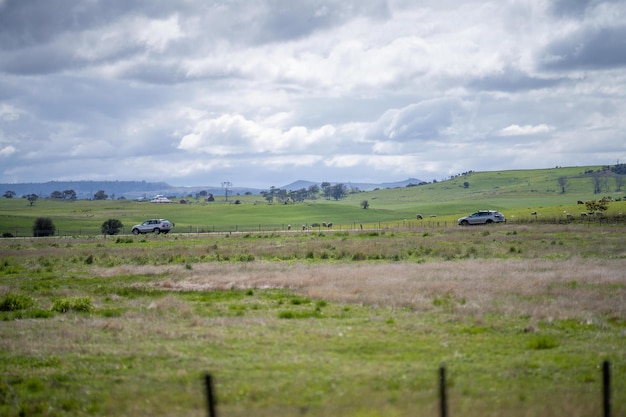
[256,0,389,43]
[0,0,184,51]
[549,0,623,18]
[549,0,594,18]
[467,68,564,92]
[541,26,626,71]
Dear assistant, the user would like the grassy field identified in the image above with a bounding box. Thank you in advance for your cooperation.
[1,167,625,417]
[1,224,625,417]
[1,166,625,236]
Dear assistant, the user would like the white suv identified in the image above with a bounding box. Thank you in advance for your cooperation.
[458,210,506,225]
[131,219,172,234]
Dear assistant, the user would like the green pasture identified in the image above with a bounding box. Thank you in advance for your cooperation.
[1,166,625,236]
[1,225,625,417]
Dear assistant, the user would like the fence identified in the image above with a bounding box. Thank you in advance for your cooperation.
[6,215,626,238]
[203,361,615,417]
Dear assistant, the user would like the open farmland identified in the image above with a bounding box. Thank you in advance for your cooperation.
[1,223,625,417]
[1,167,626,416]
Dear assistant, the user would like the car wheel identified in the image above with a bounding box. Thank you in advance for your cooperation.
[132,229,140,235]
[153,228,161,234]
[485,219,493,224]
[460,220,469,226]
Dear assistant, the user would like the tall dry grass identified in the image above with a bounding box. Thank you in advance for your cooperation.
[96,257,625,321]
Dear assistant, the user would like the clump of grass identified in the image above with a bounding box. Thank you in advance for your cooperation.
[236,254,255,262]
[352,252,367,261]
[527,335,560,350]
[0,293,34,311]
[51,296,94,313]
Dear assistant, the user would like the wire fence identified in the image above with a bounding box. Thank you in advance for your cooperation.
[203,361,616,417]
[3,214,622,238]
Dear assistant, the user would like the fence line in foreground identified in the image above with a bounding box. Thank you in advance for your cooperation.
[204,361,613,417]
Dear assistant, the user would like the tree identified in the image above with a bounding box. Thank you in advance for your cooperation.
[50,190,64,199]
[93,190,108,200]
[321,182,332,199]
[585,197,610,214]
[330,183,347,200]
[591,173,602,194]
[26,194,38,206]
[3,190,16,198]
[33,217,55,237]
[63,190,77,201]
[463,182,470,189]
[222,181,232,202]
[361,200,369,209]
[557,176,568,194]
[615,175,624,192]
[101,219,124,235]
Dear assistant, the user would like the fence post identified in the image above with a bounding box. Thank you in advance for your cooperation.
[603,360,611,417]
[205,373,217,417]
[439,365,448,417]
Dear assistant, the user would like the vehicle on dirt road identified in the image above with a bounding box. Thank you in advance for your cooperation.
[131,219,172,234]
[458,210,506,225]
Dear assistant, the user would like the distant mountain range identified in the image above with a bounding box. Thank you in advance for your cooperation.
[0,178,425,199]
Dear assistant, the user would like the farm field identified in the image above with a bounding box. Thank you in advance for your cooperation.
[1,166,626,416]
[1,166,625,236]
[1,223,625,417]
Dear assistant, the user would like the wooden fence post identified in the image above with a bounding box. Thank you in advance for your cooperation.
[603,360,611,417]
[205,374,217,417]
[440,365,448,417]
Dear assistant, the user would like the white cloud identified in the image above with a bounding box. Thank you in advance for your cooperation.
[0,145,16,157]
[498,124,554,136]
[0,103,20,121]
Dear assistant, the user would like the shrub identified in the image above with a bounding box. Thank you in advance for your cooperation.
[0,293,34,311]
[101,218,124,235]
[51,296,94,313]
[33,217,56,237]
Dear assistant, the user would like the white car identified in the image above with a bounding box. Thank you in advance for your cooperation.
[150,195,171,203]
[458,210,506,225]
[131,219,172,235]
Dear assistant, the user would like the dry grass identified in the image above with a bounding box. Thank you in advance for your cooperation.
[95,257,625,321]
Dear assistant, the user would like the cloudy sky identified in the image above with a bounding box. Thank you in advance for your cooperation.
[1,0,625,188]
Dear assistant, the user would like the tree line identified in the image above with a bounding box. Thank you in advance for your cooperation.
[260,182,351,203]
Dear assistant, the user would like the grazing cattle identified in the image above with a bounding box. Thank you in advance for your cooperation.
[416,214,423,220]
[580,212,587,217]
[531,211,538,215]
[577,200,584,205]
[287,225,291,230]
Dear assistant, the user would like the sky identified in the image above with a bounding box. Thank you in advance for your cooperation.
[1,0,625,189]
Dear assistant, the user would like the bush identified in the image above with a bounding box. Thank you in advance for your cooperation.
[0,293,34,311]
[33,217,56,237]
[101,219,124,235]
[51,296,94,313]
